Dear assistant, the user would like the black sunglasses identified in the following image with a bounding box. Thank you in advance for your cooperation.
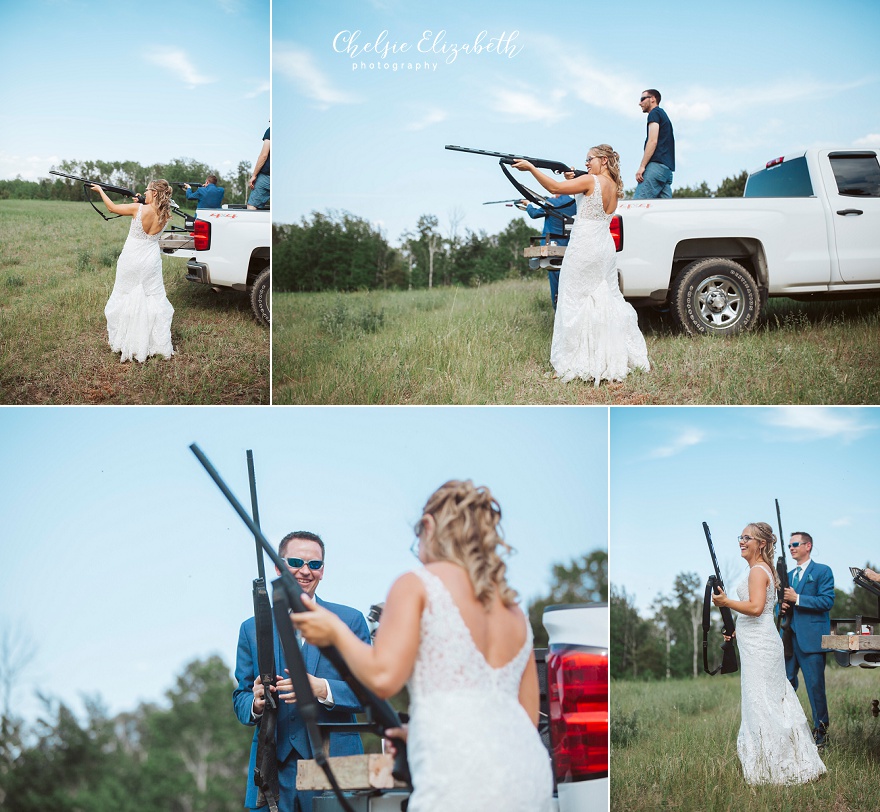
[285,557,324,570]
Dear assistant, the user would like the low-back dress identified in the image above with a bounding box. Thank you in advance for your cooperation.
[550,174,649,384]
[734,562,826,784]
[104,205,174,362]
[405,567,553,811]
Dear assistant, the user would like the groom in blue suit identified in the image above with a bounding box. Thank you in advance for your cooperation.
[233,531,371,812]
[781,531,835,747]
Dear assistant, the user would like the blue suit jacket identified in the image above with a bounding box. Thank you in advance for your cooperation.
[186,183,225,208]
[233,596,369,809]
[790,560,834,654]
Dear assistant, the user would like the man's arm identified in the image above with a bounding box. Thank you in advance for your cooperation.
[232,620,259,726]
[636,122,660,182]
[524,203,546,220]
[249,139,271,187]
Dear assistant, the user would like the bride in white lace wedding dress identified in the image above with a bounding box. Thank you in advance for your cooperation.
[513,145,649,385]
[293,480,553,811]
[712,522,826,785]
[91,180,175,362]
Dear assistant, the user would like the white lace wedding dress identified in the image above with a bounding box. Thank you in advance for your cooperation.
[104,205,174,362]
[550,175,649,384]
[734,563,826,785]
[406,568,553,811]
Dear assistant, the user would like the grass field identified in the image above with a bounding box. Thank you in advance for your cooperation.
[0,200,269,404]
[611,669,880,812]
[272,280,880,404]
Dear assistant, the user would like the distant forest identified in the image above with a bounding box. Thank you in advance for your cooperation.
[0,158,253,211]
[273,171,749,293]
[612,560,878,681]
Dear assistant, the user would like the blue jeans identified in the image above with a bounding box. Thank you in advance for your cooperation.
[548,270,560,310]
[634,162,673,199]
[248,173,270,208]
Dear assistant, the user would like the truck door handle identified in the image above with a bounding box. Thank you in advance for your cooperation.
[836,209,863,216]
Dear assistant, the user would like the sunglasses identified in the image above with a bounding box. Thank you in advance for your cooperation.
[285,557,324,570]
[788,542,802,548]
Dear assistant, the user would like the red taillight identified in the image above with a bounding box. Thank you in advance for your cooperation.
[193,218,211,251]
[766,156,784,168]
[609,215,623,252]
[547,646,608,782]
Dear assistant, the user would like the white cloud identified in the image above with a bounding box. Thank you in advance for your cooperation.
[854,133,880,148]
[0,152,60,181]
[648,427,706,459]
[245,80,270,99]
[487,87,568,124]
[404,109,448,131]
[831,517,853,527]
[764,407,875,443]
[274,45,359,107]
[145,49,214,88]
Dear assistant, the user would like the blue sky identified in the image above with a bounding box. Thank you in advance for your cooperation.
[0,406,607,720]
[273,0,880,244]
[610,407,880,615]
[0,0,269,197]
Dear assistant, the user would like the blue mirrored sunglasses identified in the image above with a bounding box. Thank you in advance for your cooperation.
[285,557,324,570]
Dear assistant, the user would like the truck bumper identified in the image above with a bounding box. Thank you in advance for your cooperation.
[185,260,210,285]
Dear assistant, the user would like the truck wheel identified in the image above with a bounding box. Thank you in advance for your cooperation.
[670,258,759,335]
[250,268,270,326]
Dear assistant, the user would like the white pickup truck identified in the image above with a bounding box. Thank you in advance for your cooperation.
[615,149,880,334]
[160,207,271,326]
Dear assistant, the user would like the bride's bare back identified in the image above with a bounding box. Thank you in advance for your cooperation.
[425,560,527,668]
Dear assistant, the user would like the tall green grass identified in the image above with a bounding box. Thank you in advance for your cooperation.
[0,200,268,404]
[611,669,880,811]
[272,281,880,404]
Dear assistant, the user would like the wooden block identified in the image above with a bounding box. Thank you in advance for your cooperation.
[296,754,407,791]
[821,634,880,651]
[522,245,567,258]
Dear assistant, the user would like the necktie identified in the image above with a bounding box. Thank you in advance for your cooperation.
[791,566,802,589]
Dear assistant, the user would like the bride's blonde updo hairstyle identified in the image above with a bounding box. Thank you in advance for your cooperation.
[417,480,518,609]
[746,522,780,589]
[590,144,624,199]
[148,179,173,226]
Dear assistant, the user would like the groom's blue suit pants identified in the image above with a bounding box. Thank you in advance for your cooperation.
[785,631,829,730]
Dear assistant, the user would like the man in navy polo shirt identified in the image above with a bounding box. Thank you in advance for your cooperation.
[634,89,675,199]
[184,175,225,209]
[248,126,271,209]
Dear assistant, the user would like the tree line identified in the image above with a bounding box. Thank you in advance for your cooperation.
[274,170,749,293]
[273,211,541,293]
[0,158,253,211]
[611,561,878,681]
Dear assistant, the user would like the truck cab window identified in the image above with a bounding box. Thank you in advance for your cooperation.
[743,156,814,198]
[829,152,880,197]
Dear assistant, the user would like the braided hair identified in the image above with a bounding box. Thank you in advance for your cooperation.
[590,144,624,198]
[746,522,780,589]
[417,480,518,608]
[147,179,173,227]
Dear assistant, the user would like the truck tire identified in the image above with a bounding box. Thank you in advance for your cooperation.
[250,268,270,326]
[670,258,759,335]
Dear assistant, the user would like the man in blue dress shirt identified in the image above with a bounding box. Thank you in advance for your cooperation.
[184,175,225,208]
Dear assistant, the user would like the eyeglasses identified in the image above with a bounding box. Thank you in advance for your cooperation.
[737,535,754,542]
[788,542,802,548]
[285,557,324,570]
[586,156,598,162]
[639,96,651,102]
